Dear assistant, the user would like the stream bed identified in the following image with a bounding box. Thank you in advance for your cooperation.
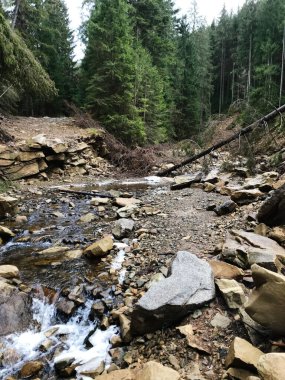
[0,176,172,379]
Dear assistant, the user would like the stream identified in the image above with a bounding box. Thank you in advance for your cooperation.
[0,176,172,379]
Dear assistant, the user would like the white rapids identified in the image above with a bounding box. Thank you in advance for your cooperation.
[0,248,129,379]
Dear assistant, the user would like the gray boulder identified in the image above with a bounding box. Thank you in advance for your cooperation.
[112,218,134,239]
[257,183,285,226]
[0,280,32,336]
[131,251,215,335]
[221,229,285,270]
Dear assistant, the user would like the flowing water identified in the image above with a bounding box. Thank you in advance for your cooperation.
[0,176,171,379]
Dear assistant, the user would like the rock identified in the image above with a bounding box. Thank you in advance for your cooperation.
[210,313,231,329]
[56,298,76,316]
[209,260,244,280]
[244,172,279,191]
[79,212,96,223]
[257,353,285,380]
[269,226,285,244]
[0,226,15,242]
[0,282,31,336]
[0,195,18,218]
[215,279,246,309]
[15,215,28,224]
[136,361,180,380]
[20,361,43,378]
[90,301,105,318]
[257,183,285,226]
[203,169,219,184]
[84,235,113,257]
[17,151,45,162]
[115,198,141,208]
[77,360,105,378]
[91,197,110,205]
[95,368,133,380]
[245,265,285,336]
[176,324,211,354]
[6,161,41,180]
[225,337,263,371]
[254,223,269,237]
[119,314,132,342]
[171,172,202,190]
[131,251,215,335]
[227,367,259,380]
[231,189,263,205]
[0,265,19,279]
[38,246,69,255]
[214,200,237,216]
[112,218,134,239]
[117,204,139,218]
[204,182,216,192]
[221,230,285,270]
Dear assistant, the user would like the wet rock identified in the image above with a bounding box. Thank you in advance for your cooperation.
[15,215,28,224]
[20,361,43,378]
[210,313,231,329]
[257,353,285,380]
[0,195,18,218]
[84,235,113,257]
[221,230,285,270]
[171,172,202,190]
[112,218,135,239]
[79,212,96,223]
[0,265,19,279]
[0,282,31,336]
[90,300,105,318]
[258,184,285,226]
[209,260,244,280]
[131,251,215,335]
[77,360,105,378]
[56,297,76,316]
[0,226,15,242]
[215,279,246,309]
[225,337,263,371]
[245,265,285,336]
[214,200,237,216]
[231,189,263,205]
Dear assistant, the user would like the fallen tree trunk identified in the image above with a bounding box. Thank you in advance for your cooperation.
[157,104,285,177]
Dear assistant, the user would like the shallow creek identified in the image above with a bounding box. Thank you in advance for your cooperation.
[0,176,172,379]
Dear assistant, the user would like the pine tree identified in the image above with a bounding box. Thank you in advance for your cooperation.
[83,0,146,144]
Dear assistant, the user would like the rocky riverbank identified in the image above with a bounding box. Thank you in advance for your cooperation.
[0,136,285,379]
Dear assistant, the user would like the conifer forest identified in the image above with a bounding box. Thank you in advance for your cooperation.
[1,0,285,145]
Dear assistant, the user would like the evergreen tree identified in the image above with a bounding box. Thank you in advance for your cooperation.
[82,0,146,144]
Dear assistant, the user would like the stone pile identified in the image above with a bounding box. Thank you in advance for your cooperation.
[0,134,113,181]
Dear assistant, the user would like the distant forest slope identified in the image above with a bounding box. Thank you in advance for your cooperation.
[1,0,285,146]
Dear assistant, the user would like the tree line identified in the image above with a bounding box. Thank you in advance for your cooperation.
[0,0,285,145]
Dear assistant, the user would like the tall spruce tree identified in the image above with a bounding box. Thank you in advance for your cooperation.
[82,0,146,144]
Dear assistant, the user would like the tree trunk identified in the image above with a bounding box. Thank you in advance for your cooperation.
[12,0,21,29]
[157,104,285,177]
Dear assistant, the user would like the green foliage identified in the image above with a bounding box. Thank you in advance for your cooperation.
[0,11,56,113]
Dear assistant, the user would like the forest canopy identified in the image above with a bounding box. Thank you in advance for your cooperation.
[0,0,285,145]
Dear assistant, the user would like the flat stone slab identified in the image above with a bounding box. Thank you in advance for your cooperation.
[131,251,215,335]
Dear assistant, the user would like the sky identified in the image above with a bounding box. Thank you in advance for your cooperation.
[66,0,246,60]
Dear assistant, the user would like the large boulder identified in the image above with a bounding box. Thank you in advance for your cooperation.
[221,230,285,270]
[0,281,32,336]
[131,251,215,335]
[257,183,285,226]
[245,265,285,336]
